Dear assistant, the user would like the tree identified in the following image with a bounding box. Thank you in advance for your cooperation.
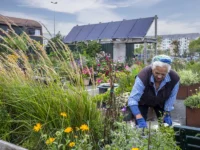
[46,31,64,55]
[46,31,63,49]
[189,37,200,54]
[171,40,180,56]
[134,45,143,54]
[76,41,101,57]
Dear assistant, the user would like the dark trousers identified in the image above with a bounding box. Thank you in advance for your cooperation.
[138,105,164,122]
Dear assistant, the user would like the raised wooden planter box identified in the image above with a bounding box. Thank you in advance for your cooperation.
[186,107,200,127]
[177,83,200,100]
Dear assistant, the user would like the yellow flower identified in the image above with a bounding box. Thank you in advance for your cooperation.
[131,148,139,150]
[64,127,73,133]
[33,123,42,132]
[69,142,75,147]
[7,54,18,63]
[80,124,89,131]
[74,135,78,138]
[60,112,67,117]
[46,137,55,145]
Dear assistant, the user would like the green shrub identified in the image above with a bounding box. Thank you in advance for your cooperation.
[186,61,200,74]
[178,70,200,86]
[91,65,141,104]
[104,121,180,150]
[184,92,200,108]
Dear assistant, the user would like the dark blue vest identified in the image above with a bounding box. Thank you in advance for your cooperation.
[138,66,180,107]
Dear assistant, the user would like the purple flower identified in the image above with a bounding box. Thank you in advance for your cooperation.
[121,107,127,112]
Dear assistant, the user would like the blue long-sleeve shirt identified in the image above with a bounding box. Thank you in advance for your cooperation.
[128,74,179,112]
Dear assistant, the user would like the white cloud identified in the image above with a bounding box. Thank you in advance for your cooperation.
[18,0,163,14]
[77,8,122,24]
[56,22,77,35]
[105,0,163,8]
[14,0,163,36]
[167,13,183,19]
[18,0,107,14]
[158,20,200,35]
[0,10,77,37]
[147,19,200,35]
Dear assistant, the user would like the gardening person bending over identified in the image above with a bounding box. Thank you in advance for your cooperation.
[128,55,180,128]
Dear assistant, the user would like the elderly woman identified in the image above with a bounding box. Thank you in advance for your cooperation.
[128,55,180,128]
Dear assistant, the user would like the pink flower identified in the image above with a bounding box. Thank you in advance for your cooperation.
[82,68,91,77]
[125,65,129,70]
[97,79,102,84]
[97,64,101,66]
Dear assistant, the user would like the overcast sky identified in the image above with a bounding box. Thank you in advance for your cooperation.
[1,0,200,38]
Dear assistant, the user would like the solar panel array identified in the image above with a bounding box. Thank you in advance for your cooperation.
[63,17,154,43]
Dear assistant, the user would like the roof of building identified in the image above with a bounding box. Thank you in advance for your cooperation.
[63,16,155,43]
[0,15,42,28]
[159,33,200,40]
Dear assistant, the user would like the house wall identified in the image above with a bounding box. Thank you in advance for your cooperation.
[113,43,126,62]
[101,43,135,62]
[101,43,113,58]
[0,24,43,44]
[126,43,134,60]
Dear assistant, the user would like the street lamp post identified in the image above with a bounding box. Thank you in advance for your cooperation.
[51,1,57,37]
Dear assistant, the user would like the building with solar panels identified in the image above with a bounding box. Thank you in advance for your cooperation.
[0,15,43,44]
[63,16,158,63]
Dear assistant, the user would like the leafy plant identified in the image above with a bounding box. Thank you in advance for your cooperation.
[184,92,200,108]
[189,37,200,54]
[0,27,104,149]
[76,41,101,58]
[186,61,200,74]
[104,121,180,150]
[178,69,200,86]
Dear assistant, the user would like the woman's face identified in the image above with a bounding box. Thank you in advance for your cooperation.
[152,66,168,82]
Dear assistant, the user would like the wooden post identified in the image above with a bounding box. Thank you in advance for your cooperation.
[143,40,147,65]
[154,15,158,56]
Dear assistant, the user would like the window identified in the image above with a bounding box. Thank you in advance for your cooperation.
[27,28,41,36]
[35,29,41,36]
[28,28,35,35]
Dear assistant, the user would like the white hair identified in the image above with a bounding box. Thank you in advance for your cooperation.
[151,61,171,72]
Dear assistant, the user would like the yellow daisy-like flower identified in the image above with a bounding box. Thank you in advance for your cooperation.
[69,142,75,147]
[80,124,89,131]
[33,123,42,132]
[60,112,67,117]
[74,135,78,138]
[46,137,55,145]
[131,148,139,150]
[64,127,73,133]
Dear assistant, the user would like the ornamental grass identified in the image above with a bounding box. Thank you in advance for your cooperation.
[0,25,103,149]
